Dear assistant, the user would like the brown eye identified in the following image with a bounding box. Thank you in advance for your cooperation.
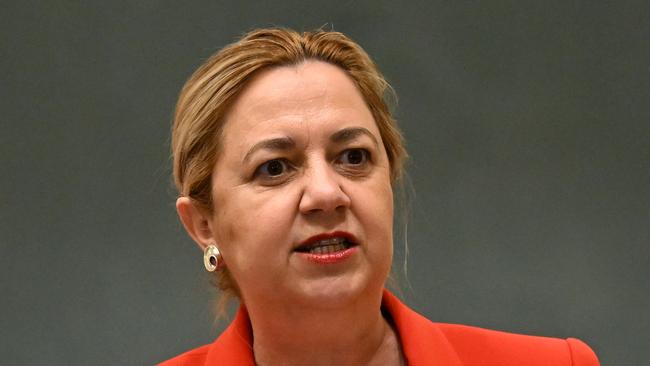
[340,149,368,165]
[256,159,289,177]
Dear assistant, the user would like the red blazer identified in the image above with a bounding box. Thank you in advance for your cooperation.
[159,290,600,365]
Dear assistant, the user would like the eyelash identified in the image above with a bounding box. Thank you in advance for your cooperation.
[253,148,372,183]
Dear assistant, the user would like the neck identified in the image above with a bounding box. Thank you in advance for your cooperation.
[245,291,403,366]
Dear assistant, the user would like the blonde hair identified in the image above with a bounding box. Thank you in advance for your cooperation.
[171,27,408,310]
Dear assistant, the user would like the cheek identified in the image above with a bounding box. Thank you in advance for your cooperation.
[351,179,394,245]
[213,186,299,262]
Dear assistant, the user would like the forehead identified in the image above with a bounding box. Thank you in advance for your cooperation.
[220,60,379,146]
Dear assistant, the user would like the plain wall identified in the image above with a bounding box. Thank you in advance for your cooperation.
[1,1,648,365]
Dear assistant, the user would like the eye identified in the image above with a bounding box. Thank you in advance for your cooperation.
[339,148,369,165]
[255,159,291,178]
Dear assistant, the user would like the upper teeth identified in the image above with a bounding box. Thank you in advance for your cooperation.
[313,237,346,247]
[296,237,351,254]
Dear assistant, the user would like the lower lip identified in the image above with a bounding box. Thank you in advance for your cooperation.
[298,246,358,264]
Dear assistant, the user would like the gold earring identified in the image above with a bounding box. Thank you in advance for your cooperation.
[203,245,222,272]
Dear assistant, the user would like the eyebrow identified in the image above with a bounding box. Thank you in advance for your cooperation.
[242,127,379,164]
[242,137,296,164]
[330,127,379,149]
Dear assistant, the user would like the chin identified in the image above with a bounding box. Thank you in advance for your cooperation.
[291,271,385,310]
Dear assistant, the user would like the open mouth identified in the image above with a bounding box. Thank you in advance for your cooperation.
[294,236,356,255]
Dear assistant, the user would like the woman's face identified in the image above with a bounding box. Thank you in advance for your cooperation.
[210,61,394,310]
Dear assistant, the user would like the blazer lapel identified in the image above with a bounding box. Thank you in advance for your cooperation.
[382,290,464,366]
[204,306,256,366]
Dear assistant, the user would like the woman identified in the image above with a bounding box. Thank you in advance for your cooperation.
[160,28,599,365]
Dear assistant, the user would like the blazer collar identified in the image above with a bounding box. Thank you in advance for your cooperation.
[204,306,256,365]
[204,290,463,366]
[381,290,463,366]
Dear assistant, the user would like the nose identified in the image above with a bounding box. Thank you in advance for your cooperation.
[298,160,351,215]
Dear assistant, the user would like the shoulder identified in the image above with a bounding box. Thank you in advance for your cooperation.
[156,344,211,366]
[436,323,600,366]
[381,290,599,366]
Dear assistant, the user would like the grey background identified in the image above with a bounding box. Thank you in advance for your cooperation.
[1,1,648,365]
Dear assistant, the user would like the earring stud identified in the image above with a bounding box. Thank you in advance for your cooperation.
[203,245,222,272]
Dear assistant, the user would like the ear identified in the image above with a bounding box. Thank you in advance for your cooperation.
[176,196,215,251]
